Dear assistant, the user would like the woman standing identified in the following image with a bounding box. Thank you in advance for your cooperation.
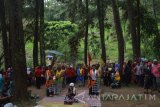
[152,60,160,93]
[55,66,63,94]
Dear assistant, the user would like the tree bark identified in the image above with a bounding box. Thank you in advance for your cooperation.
[152,0,159,31]
[152,0,160,59]
[33,0,39,68]
[84,0,88,66]
[96,0,106,64]
[126,0,138,59]
[152,0,157,20]
[39,0,46,66]
[136,0,141,58]
[0,0,10,69]
[111,0,124,77]
[8,0,28,100]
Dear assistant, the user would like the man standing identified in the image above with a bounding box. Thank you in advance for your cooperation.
[88,64,100,97]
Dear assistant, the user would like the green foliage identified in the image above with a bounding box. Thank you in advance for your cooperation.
[140,6,160,59]
[140,7,159,37]
[44,0,68,21]
[44,21,78,61]
[25,42,33,67]
[23,0,160,65]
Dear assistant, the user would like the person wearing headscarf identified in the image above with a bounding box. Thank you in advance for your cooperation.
[67,83,76,100]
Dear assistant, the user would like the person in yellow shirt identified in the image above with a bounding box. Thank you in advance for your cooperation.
[55,66,63,94]
[111,71,121,89]
[115,71,120,81]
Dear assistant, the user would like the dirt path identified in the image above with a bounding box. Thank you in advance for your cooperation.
[28,85,160,107]
[101,86,160,107]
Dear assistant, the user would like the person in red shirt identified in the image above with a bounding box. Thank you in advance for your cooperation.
[66,65,76,84]
[35,66,43,89]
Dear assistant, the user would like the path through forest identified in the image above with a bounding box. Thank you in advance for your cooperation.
[36,88,101,107]
[29,85,160,107]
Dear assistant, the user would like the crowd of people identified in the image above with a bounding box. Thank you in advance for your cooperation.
[26,63,101,97]
[0,68,13,106]
[31,64,90,96]
[122,59,160,93]
[26,58,160,97]
[0,58,160,105]
[26,58,159,98]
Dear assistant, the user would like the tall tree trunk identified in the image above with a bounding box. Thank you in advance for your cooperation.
[152,0,159,31]
[111,0,124,77]
[8,0,28,100]
[33,0,39,68]
[152,0,157,21]
[126,0,138,59]
[84,0,88,66]
[0,54,4,68]
[123,20,127,52]
[96,0,106,64]
[0,0,10,69]
[39,0,46,66]
[152,0,160,59]
[136,0,141,58]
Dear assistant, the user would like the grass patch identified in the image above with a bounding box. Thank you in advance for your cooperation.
[12,99,37,107]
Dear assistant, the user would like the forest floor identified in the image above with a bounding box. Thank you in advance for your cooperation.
[20,83,160,107]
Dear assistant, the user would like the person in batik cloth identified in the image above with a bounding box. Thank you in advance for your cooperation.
[88,64,100,98]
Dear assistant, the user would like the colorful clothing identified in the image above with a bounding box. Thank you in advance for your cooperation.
[115,72,120,81]
[88,69,99,96]
[55,70,63,94]
[152,64,160,90]
[0,74,4,92]
[76,68,84,86]
[45,70,52,87]
[45,70,51,80]
[35,67,43,89]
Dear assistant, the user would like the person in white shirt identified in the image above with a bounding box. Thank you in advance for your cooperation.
[135,62,143,86]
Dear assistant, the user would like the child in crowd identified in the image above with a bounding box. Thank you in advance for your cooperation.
[111,71,121,89]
